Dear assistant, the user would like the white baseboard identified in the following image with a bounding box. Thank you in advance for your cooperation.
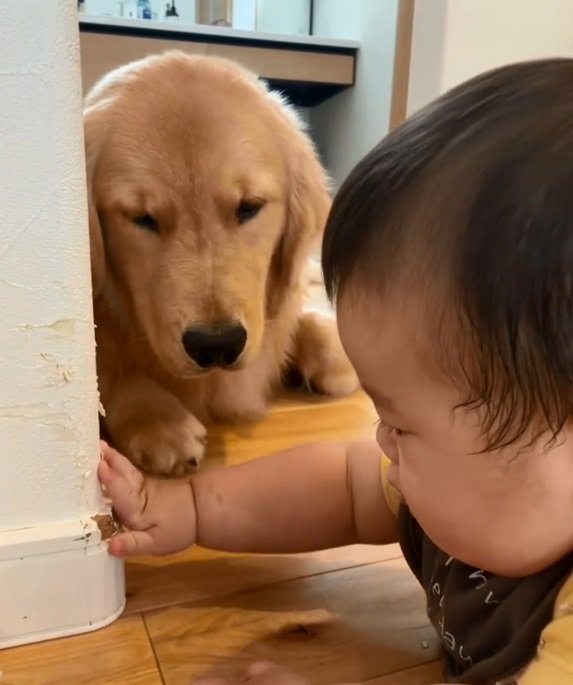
[0,515,125,649]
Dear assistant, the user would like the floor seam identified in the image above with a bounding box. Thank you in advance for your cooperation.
[142,612,167,685]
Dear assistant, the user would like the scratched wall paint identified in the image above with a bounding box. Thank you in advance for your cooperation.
[0,0,103,528]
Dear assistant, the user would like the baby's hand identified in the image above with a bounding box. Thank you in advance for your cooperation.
[194,662,359,685]
[98,441,196,556]
[194,662,312,685]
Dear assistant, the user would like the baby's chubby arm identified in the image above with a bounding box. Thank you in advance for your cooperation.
[98,439,398,557]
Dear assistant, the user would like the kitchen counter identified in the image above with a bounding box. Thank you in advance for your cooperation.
[79,15,359,106]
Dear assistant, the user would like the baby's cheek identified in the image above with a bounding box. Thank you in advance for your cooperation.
[402,470,474,558]
[397,456,448,521]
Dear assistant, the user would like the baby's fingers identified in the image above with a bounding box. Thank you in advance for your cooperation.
[193,663,312,685]
[107,529,157,557]
[98,442,149,529]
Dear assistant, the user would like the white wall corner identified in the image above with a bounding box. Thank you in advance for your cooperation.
[406,0,573,117]
[0,518,125,649]
[309,0,401,189]
[406,0,448,117]
[0,0,125,648]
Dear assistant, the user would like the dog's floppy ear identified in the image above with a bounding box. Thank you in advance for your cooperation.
[83,100,112,300]
[278,113,332,289]
[82,61,147,299]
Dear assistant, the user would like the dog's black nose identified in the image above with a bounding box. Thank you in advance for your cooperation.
[182,323,247,368]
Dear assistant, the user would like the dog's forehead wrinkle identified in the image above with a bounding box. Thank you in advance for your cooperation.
[122,87,283,152]
[103,102,286,198]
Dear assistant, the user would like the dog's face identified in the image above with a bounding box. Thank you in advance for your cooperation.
[85,53,330,378]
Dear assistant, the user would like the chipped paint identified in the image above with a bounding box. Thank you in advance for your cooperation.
[0,275,33,291]
[73,531,93,543]
[0,403,58,419]
[39,352,74,385]
[16,318,75,338]
[92,513,119,541]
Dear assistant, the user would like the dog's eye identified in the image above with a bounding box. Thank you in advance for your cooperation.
[236,200,263,224]
[132,214,159,233]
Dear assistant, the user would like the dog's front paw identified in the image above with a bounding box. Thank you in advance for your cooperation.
[294,311,359,397]
[124,413,207,476]
[309,357,360,397]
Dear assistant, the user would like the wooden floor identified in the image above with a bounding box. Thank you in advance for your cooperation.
[1,391,441,685]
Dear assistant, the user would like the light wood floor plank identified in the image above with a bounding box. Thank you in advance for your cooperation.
[365,661,443,683]
[144,557,438,685]
[0,615,163,685]
[125,545,402,615]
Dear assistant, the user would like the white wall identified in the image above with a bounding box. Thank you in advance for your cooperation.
[408,0,573,116]
[0,0,102,530]
[0,0,124,648]
[310,0,400,189]
[256,0,310,35]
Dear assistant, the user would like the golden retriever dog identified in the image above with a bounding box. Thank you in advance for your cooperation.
[84,50,358,475]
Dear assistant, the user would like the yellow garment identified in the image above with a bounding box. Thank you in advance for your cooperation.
[520,576,573,684]
[380,453,401,516]
[379,453,573,684]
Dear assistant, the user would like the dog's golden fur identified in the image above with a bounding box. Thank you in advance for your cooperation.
[85,51,358,475]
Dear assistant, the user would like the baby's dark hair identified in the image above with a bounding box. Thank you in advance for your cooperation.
[323,59,573,451]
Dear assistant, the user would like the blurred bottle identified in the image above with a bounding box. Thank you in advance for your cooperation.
[137,0,153,19]
[165,0,180,21]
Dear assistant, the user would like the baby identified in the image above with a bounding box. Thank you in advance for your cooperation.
[99,59,573,685]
